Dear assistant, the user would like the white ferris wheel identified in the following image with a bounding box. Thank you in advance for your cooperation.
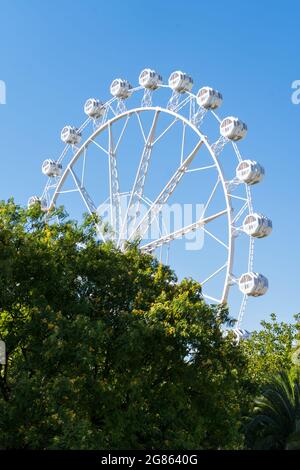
[29,69,272,332]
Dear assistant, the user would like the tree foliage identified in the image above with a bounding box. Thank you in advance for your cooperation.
[246,370,300,450]
[240,313,298,389]
[0,200,248,450]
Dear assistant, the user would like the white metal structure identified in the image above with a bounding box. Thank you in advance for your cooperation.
[42,159,62,177]
[220,116,248,141]
[196,87,223,109]
[33,68,271,328]
[239,272,268,296]
[232,328,252,342]
[236,160,264,185]
[84,98,105,119]
[168,71,193,93]
[110,79,132,99]
[61,126,81,145]
[139,69,162,89]
[243,213,272,238]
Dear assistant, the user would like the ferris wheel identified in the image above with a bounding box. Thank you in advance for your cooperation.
[29,68,272,330]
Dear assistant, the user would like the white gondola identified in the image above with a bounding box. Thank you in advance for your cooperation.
[236,160,264,185]
[110,79,132,99]
[168,71,193,93]
[27,196,47,211]
[84,98,105,119]
[61,126,81,145]
[139,68,162,90]
[42,159,62,178]
[196,86,223,109]
[239,272,268,297]
[243,213,272,238]
[220,116,247,141]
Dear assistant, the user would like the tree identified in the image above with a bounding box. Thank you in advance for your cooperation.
[240,313,297,390]
[0,199,248,450]
[236,314,299,436]
[246,370,300,450]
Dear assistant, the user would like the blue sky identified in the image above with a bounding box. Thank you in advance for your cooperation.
[0,0,300,330]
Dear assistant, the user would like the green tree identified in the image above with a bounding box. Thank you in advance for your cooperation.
[237,314,299,436]
[246,370,300,450]
[0,199,248,450]
[241,313,297,389]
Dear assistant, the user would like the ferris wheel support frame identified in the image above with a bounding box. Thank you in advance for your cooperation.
[36,76,269,329]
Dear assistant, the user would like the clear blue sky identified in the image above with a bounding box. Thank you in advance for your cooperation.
[0,0,299,330]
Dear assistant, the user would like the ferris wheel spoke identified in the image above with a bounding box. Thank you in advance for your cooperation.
[133,194,168,235]
[138,194,153,207]
[180,122,186,165]
[118,110,160,246]
[108,123,121,237]
[140,209,227,253]
[69,167,97,212]
[56,189,80,195]
[232,201,248,225]
[81,147,87,186]
[202,294,222,303]
[135,112,147,143]
[201,177,221,219]
[229,194,248,202]
[69,167,106,242]
[203,227,228,250]
[90,139,109,156]
[153,212,164,241]
[152,117,178,146]
[200,263,228,287]
[128,139,204,242]
[139,193,170,239]
[114,115,131,153]
[186,164,216,173]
